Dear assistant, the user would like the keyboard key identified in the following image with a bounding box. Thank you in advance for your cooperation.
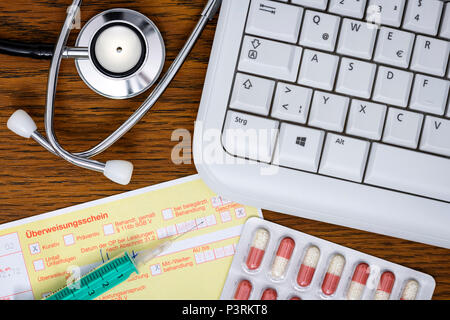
[271,83,313,124]
[346,100,386,140]
[319,133,370,182]
[298,49,339,90]
[420,116,450,157]
[337,18,377,60]
[373,66,413,108]
[291,0,328,10]
[222,111,279,163]
[329,0,367,18]
[246,0,304,43]
[410,75,449,116]
[410,36,450,77]
[365,143,450,201]
[230,73,275,116]
[336,58,376,99]
[374,27,414,68]
[382,108,423,148]
[238,36,302,82]
[448,99,450,118]
[308,91,350,132]
[299,10,341,52]
[440,3,450,39]
[366,0,406,27]
[273,123,325,172]
[403,0,443,36]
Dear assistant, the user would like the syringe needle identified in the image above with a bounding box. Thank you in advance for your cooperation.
[134,219,205,266]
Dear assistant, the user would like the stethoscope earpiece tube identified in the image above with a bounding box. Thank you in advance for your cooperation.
[6,0,221,185]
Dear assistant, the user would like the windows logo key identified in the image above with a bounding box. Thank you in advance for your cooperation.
[296,137,306,147]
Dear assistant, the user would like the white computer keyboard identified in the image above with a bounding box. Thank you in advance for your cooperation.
[194,0,450,248]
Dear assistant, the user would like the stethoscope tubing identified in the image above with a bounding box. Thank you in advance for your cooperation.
[34,0,220,175]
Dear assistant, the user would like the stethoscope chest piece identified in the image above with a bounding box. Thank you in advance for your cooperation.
[75,8,165,99]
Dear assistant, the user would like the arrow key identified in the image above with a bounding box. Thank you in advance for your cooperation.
[271,82,313,124]
[230,73,275,116]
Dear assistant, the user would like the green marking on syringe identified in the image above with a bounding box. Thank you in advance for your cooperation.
[44,221,202,300]
[45,252,138,300]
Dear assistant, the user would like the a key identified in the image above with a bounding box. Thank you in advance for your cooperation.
[346,99,386,140]
[337,18,377,60]
[382,108,423,149]
[273,123,325,172]
[403,0,443,36]
[291,0,328,10]
[420,116,450,157]
[409,75,449,116]
[299,10,341,52]
[271,83,313,124]
[410,36,450,77]
[373,66,413,108]
[329,0,367,18]
[366,0,406,27]
[374,27,414,68]
[336,58,376,99]
[297,49,339,91]
[222,111,279,163]
[319,133,370,182]
[308,91,350,132]
[238,36,302,82]
[440,3,450,39]
[365,143,450,201]
[246,0,304,43]
[230,73,275,116]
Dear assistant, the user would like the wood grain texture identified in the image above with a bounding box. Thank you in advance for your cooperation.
[0,0,448,300]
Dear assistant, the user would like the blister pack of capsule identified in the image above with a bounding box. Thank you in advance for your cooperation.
[221,218,436,300]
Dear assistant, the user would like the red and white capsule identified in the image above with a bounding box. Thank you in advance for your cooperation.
[270,237,295,279]
[234,280,252,300]
[374,271,395,300]
[347,263,370,300]
[321,254,345,296]
[400,279,419,300]
[246,228,270,270]
[261,288,277,300]
[297,245,320,287]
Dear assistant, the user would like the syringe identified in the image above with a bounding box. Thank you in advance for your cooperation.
[44,223,201,300]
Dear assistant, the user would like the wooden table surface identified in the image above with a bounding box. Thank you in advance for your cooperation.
[0,0,448,300]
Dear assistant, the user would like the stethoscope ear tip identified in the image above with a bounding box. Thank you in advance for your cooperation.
[7,109,37,139]
[103,160,134,185]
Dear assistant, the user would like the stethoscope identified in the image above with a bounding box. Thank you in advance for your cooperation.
[5,0,220,185]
